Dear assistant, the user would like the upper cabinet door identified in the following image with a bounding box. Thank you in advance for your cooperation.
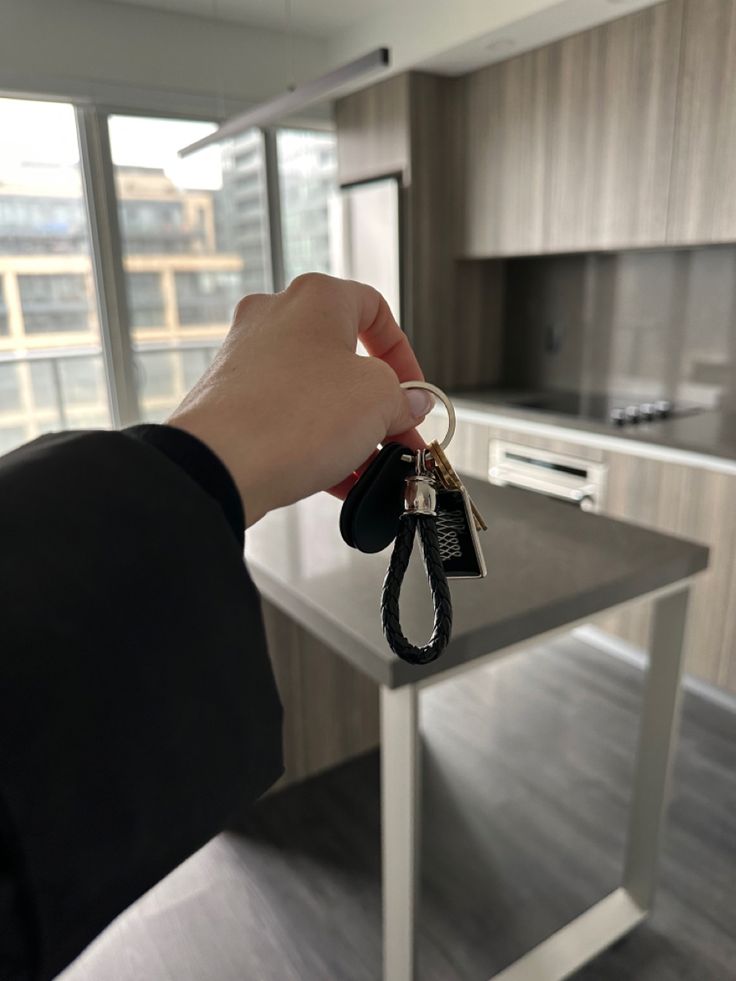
[335,75,411,187]
[667,0,736,244]
[461,47,549,256]
[460,1,683,256]
[544,0,683,252]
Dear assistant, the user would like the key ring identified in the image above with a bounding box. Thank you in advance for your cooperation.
[400,380,456,450]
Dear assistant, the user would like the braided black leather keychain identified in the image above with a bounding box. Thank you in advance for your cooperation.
[381,451,453,665]
[339,381,486,667]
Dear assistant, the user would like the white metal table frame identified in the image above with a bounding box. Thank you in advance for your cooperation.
[380,580,694,981]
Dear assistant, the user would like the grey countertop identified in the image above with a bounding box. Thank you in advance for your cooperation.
[246,477,708,689]
[450,391,736,465]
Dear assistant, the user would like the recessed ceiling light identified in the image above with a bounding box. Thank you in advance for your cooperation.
[484,37,516,55]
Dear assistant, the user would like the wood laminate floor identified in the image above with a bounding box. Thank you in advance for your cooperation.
[60,635,736,981]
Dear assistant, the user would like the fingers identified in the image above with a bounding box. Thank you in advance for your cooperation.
[389,425,426,452]
[328,473,358,501]
[386,390,432,443]
[357,290,424,384]
[327,449,379,500]
[286,274,424,384]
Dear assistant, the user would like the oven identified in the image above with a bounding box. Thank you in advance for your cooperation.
[488,439,607,512]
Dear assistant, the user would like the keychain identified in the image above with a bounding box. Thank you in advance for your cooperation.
[340,381,487,665]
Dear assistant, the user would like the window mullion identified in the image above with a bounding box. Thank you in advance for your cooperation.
[76,106,140,427]
[262,127,286,293]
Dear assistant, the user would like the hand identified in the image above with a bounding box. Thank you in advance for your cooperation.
[168,274,433,526]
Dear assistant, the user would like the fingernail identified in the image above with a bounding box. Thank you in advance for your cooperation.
[406,389,434,419]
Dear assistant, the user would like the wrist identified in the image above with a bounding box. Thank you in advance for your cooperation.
[166,414,277,528]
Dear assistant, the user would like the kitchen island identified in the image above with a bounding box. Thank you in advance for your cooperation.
[416,399,736,696]
[246,478,708,981]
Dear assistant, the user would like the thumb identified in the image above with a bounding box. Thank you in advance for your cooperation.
[386,386,435,440]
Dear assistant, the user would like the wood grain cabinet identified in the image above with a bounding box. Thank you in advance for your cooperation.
[439,414,736,694]
[597,451,736,692]
[544,0,682,252]
[334,74,410,186]
[261,600,379,791]
[461,47,549,256]
[667,0,736,243]
[460,0,683,255]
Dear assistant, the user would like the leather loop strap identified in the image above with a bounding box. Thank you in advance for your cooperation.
[381,513,453,665]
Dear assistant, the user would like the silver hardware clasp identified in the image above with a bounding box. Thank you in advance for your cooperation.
[404,475,437,516]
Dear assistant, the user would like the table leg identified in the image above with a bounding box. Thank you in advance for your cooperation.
[381,684,420,981]
[491,583,693,981]
[623,584,691,912]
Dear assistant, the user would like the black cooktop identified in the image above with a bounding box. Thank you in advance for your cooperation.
[508,391,705,426]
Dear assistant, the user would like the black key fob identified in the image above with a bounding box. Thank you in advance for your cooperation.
[340,443,414,553]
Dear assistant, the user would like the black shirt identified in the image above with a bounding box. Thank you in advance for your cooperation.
[0,426,283,981]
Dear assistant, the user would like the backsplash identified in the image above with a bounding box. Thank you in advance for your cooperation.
[502,245,736,410]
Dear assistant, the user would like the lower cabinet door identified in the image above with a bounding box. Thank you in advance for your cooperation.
[598,451,736,693]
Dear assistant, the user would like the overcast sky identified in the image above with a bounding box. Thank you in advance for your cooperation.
[0,98,222,189]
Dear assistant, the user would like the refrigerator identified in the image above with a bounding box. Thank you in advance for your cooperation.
[330,176,402,324]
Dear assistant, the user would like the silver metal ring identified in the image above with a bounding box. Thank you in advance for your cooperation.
[400,380,456,450]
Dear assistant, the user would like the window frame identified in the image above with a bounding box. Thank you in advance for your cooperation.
[1,92,334,434]
[86,111,286,427]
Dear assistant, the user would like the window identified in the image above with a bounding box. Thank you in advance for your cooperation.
[175,270,242,326]
[0,277,8,335]
[18,273,94,333]
[127,272,165,328]
[0,97,111,451]
[0,195,87,255]
[0,95,337,447]
[277,129,338,285]
[108,115,271,421]
[220,130,272,295]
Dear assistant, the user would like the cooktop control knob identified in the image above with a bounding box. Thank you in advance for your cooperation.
[610,408,627,426]
[639,402,656,421]
[625,405,641,423]
[654,399,672,418]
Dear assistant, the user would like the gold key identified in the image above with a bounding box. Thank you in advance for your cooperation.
[428,440,488,532]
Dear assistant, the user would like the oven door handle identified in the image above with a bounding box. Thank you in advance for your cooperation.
[489,465,598,510]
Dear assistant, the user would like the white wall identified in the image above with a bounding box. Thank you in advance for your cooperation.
[0,0,328,117]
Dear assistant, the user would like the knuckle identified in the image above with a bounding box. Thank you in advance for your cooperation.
[233,293,266,321]
[288,271,333,294]
[362,356,398,395]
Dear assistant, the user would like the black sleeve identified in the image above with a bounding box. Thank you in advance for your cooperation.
[124,424,246,548]
[0,430,283,981]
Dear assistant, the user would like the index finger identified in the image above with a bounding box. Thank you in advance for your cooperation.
[353,286,424,384]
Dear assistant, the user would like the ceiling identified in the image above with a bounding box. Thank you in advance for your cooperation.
[104,0,665,77]
[103,0,397,35]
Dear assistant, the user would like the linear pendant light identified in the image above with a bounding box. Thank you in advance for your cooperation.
[179,47,390,157]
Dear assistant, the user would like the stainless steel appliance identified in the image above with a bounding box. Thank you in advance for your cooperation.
[506,391,703,428]
[488,439,607,512]
[330,175,401,321]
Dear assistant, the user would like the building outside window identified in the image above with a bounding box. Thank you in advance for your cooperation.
[18,273,94,333]
[277,129,337,284]
[108,115,272,421]
[0,97,111,453]
[126,272,166,329]
[0,277,8,335]
[174,270,242,326]
[219,129,272,296]
[0,97,337,448]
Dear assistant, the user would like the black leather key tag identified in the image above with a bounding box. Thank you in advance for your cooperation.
[340,443,414,553]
